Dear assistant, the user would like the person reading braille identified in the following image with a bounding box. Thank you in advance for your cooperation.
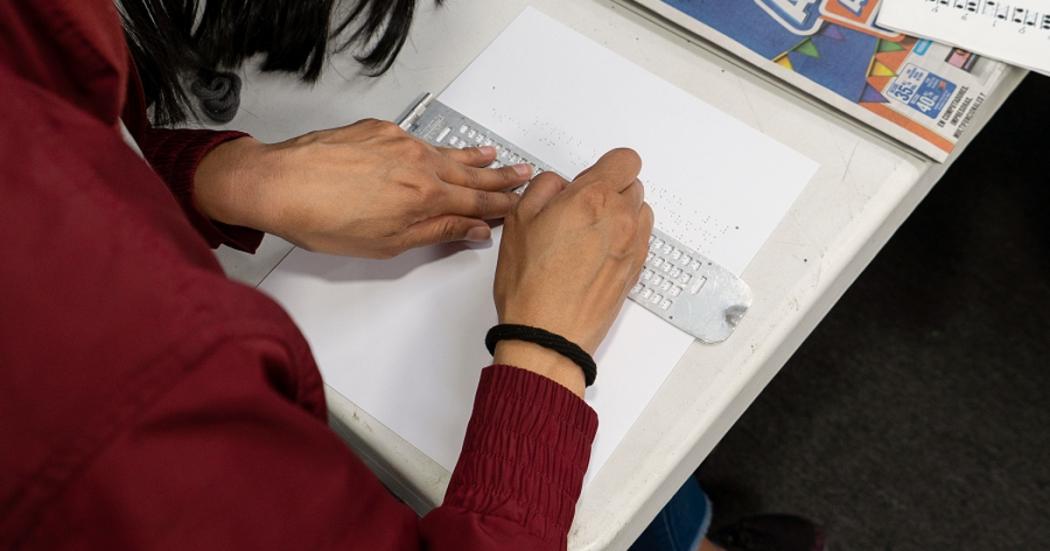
[0,1,823,549]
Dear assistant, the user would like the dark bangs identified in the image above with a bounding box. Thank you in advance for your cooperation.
[119,0,436,125]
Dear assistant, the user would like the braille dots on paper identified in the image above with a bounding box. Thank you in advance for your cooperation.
[646,184,731,255]
[485,109,599,171]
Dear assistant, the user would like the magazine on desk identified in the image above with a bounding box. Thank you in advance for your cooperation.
[631,0,1010,161]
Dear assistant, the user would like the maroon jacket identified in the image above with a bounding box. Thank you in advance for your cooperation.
[0,2,598,549]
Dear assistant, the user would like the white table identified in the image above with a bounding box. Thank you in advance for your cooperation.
[213,1,1026,549]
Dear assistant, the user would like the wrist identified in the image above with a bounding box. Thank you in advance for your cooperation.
[493,340,586,397]
[193,136,272,230]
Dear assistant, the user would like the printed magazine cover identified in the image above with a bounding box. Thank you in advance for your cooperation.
[633,0,1009,161]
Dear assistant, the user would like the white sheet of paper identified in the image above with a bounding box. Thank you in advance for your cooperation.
[442,9,817,275]
[259,7,817,485]
[879,0,1050,76]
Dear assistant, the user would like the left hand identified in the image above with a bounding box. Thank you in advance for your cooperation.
[193,119,532,257]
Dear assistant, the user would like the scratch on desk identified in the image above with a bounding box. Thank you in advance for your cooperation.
[823,119,849,159]
[734,77,763,133]
[840,143,859,185]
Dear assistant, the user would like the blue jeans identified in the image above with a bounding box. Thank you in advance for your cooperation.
[630,479,712,551]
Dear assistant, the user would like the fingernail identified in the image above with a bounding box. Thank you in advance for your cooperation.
[513,164,532,177]
[478,146,497,157]
[466,226,491,242]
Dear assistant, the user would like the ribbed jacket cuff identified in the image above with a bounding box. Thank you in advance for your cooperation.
[444,364,598,542]
[140,128,263,252]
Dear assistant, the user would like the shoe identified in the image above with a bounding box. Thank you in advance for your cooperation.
[708,514,826,551]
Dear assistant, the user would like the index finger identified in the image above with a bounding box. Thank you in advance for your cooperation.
[572,148,642,194]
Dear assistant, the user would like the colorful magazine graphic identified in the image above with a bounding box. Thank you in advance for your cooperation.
[634,0,1009,161]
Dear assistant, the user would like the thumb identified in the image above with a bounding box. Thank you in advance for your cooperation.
[401,215,492,249]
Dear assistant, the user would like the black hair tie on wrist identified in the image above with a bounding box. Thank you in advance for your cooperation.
[485,324,597,387]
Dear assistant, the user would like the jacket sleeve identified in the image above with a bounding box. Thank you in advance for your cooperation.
[26,338,597,551]
[422,364,599,550]
[136,126,265,253]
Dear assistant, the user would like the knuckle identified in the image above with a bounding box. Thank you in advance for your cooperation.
[417,182,443,205]
[438,219,463,241]
[400,139,430,161]
[632,179,646,199]
[466,167,483,187]
[498,166,516,182]
[614,211,638,232]
[579,187,609,213]
[500,192,519,214]
[641,203,655,229]
[614,217,640,251]
[473,190,491,214]
[505,196,526,221]
[365,118,402,136]
[401,180,440,209]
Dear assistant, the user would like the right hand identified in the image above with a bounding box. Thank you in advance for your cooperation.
[492,149,654,395]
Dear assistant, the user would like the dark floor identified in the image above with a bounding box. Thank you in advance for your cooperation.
[697,74,1050,550]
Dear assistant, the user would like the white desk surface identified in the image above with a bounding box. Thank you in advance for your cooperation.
[213,1,1026,549]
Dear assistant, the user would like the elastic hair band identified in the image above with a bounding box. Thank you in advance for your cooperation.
[485,324,597,387]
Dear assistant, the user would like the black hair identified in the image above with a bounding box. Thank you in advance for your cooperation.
[119,0,436,125]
